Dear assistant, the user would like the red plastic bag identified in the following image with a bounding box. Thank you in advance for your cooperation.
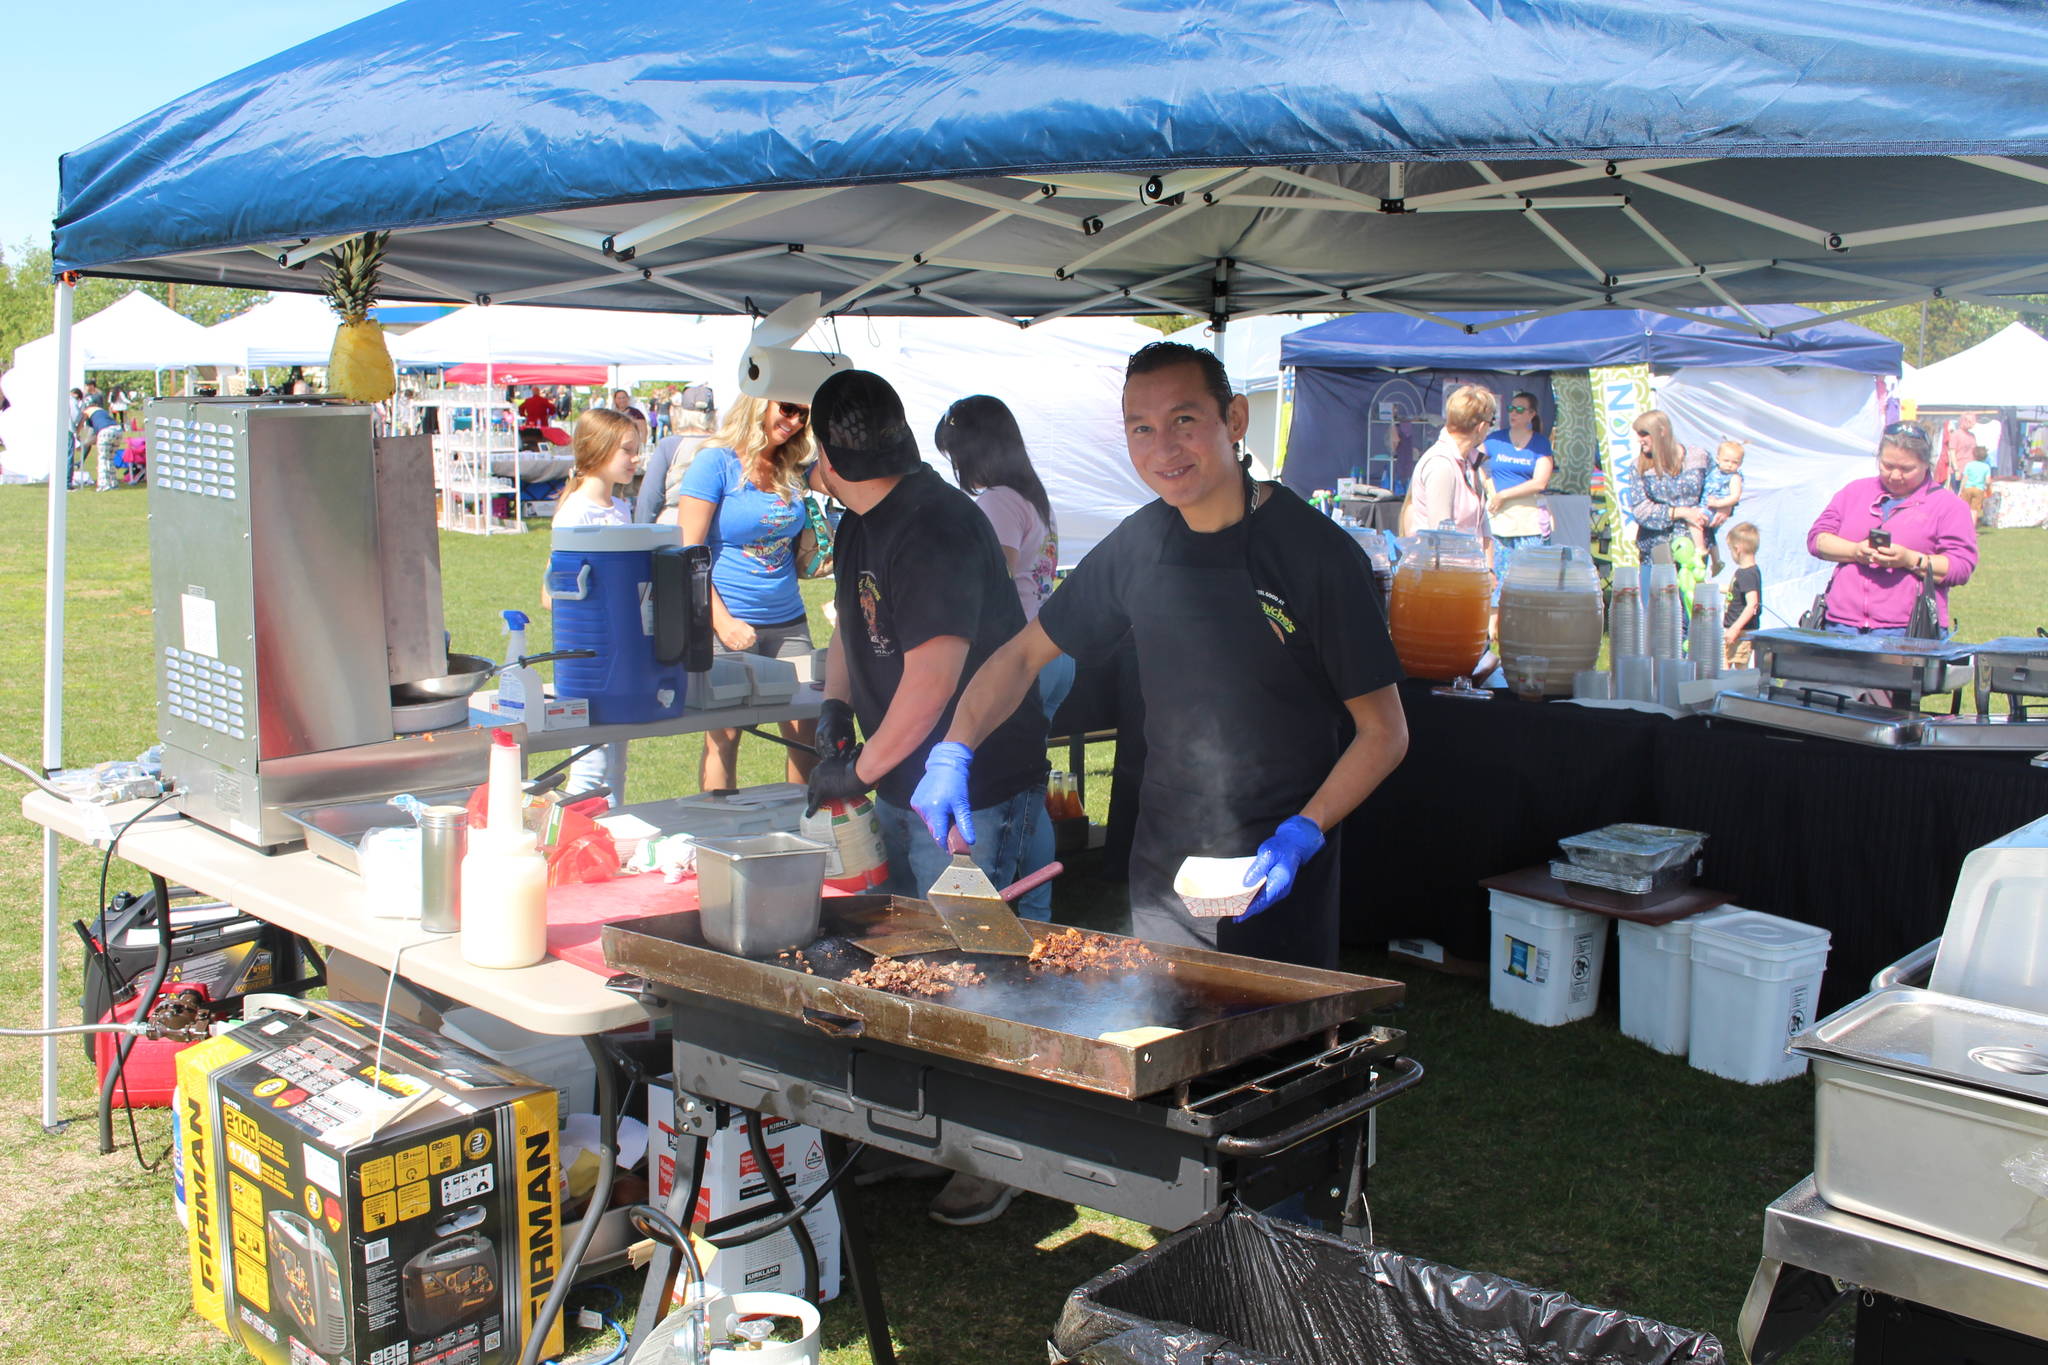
[463,787,620,887]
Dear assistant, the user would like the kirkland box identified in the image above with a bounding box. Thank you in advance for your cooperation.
[648,1078,842,1304]
[176,997,563,1365]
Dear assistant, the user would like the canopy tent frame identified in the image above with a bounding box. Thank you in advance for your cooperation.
[63,154,2048,341]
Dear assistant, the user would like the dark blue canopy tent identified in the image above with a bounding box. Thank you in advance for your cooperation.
[1281,305,1902,496]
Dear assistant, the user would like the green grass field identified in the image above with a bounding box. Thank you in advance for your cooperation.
[1,482,2041,1363]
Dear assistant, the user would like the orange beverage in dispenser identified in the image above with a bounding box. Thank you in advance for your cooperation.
[1389,559,1492,680]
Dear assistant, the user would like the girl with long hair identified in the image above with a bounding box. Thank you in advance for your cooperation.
[934,395,1067,920]
[675,394,821,788]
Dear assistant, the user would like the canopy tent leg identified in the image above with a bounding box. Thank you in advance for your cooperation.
[41,278,74,1131]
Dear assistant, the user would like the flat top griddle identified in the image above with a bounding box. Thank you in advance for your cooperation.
[602,895,1404,1100]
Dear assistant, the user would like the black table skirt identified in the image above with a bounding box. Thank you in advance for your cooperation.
[1055,666,2048,1015]
[1346,681,2048,1012]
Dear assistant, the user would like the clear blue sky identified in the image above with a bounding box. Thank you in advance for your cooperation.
[0,1,398,261]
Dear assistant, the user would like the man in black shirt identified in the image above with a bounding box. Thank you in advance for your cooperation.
[803,369,1049,898]
[915,343,1408,969]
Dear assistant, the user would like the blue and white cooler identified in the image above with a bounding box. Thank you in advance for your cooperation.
[546,525,690,724]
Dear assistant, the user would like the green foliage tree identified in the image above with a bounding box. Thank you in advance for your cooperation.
[0,241,267,386]
[1803,297,2048,368]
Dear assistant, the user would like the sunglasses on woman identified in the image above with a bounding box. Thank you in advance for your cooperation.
[1508,404,1533,415]
[775,401,810,424]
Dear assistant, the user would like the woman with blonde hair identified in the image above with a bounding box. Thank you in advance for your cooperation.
[675,394,821,788]
[1627,409,1709,561]
[1400,384,1497,556]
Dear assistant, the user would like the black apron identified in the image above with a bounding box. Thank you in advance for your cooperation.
[1125,486,1347,968]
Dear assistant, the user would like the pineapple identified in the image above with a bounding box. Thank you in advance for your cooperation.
[323,232,396,402]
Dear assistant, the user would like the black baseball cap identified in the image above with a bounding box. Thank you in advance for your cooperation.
[811,369,922,481]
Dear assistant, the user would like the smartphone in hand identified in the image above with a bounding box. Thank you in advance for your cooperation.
[1867,528,1893,549]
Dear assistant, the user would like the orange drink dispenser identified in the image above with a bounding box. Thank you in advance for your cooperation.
[1389,529,1491,682]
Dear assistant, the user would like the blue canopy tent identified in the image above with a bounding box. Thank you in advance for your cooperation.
[1281,304,1902,495]
[27,0,2048,1135]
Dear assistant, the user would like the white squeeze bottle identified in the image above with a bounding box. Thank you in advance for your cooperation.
[461,728,550,969]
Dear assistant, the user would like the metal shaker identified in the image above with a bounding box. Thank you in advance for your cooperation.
[419,805,468,933]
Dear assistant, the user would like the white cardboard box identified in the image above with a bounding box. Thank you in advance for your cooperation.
[648,1079,842,1303]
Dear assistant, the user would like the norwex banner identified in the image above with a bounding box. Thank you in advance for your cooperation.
[1591,364,1652,569]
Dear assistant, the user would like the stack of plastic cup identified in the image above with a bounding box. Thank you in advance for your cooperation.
[1691,582,1722,679]
[1646,548,1684,660]
[1609,583,1646,660]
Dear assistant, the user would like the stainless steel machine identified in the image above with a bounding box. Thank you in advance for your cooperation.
[148,396,506,850]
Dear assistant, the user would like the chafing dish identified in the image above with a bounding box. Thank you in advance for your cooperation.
[1749,627,1973,701]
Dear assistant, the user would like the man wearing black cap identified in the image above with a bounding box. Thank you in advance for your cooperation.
[803,368,1050,1225]
[804,369,1049,901]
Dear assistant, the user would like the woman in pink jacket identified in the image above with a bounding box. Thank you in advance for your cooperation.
[1807,422,1979,637]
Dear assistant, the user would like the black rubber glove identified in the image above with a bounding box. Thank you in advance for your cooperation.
[805,747,871,817]
[813,698,858,761]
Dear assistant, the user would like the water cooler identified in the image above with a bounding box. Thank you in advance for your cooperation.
[547,526,710,723]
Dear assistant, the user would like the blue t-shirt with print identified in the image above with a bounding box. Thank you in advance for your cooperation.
[676,446,806,624]
[1481,429,1552,492]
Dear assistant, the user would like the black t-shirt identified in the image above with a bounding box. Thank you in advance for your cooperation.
[833,468,1048,807]
[1040,485,1403,741]
[1724,564,1763,628]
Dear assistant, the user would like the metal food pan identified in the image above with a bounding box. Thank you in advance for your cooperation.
[280,787,473,872]
[603,895,1405,1100]
[1751,628,1970,696]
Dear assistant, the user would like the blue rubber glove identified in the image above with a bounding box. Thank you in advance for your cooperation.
[910,742,976,848]
[1238,816,1325,921]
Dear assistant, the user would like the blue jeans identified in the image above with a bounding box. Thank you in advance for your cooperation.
[878,788,1041,912]
[564,741,628,809]
[1017,654,1078,919]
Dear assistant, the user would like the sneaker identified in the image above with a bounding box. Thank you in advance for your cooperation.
[928,1173,1016,1227]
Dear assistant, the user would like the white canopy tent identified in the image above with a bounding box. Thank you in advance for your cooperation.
[203,292,340,368]
[833,315,1164,562]
[1897,322,2048,409]
[0,292,243,482]
[389,304,754,372]
[1656,366,1890,629]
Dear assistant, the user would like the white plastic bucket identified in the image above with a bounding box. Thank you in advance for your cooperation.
[1687,909,1831,1084]
[1616,909,1738,1055]
[1488,892,1608,1027]
[439,1006,595,1116]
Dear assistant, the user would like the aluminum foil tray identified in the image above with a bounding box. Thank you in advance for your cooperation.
[1549,859,1696,896]
[1556,823,1706,874]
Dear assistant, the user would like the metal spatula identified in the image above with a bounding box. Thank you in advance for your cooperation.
[925,829,1037,956]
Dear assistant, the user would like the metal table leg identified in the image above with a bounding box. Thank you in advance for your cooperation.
[825,1132,897,1365]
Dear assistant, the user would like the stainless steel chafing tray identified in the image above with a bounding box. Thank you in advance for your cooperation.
[1709,686,1923,747]
[1792,986,2048,1272]
[1748,627,1973,698]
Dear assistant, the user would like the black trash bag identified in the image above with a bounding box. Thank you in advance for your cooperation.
[1051,1205,1724,1365]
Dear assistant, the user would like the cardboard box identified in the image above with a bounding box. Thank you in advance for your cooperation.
[647,1078,841,1303]
[178,998,564,1365]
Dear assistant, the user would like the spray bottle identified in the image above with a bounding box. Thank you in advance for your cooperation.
[496,610,537,719]
[460,729,550,969]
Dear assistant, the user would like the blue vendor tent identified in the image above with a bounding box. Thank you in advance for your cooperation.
[1282,306,1902,497]
[46,0,2048,324]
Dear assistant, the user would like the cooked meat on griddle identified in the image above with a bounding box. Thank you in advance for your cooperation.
[846,958,989,998]
[1028,928,1161,974]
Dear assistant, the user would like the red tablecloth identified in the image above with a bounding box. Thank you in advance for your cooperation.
[543,874,852,976]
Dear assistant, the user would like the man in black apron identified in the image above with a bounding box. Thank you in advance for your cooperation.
[912,342,1408,968]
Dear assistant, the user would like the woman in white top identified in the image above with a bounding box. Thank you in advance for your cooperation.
[550,409,641,804]
[935,396,1066,919]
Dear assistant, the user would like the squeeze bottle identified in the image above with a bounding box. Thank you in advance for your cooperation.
[461,729,550,969]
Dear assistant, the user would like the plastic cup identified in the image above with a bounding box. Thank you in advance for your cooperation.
[1615,655,1655,702]
[1573,669,1612,700]
[1656,658,1697,709]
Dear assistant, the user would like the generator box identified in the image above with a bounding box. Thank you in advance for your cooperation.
[177,998,563,1365]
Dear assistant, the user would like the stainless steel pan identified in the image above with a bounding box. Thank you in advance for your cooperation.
[390,649,593,705]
